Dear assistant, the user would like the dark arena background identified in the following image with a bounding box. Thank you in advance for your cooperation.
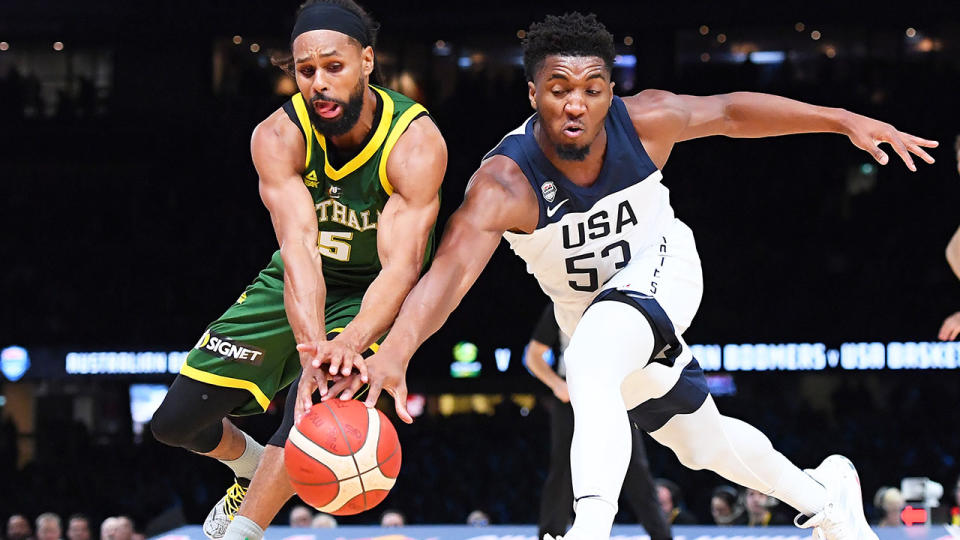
[1,0,959,539]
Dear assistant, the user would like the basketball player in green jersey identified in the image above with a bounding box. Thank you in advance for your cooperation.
[149,2,446,539]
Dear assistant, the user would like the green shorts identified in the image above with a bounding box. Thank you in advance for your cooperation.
[180,250,378,415]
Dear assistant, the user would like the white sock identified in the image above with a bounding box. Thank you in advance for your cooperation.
[223,516,263,540]
[771,463,827,516]
[219,431,264,481]
[649,396,826,516]
[563,302,655,538]
[569,497,617,538]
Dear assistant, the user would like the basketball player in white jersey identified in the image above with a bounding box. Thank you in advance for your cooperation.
[321,12,938,540]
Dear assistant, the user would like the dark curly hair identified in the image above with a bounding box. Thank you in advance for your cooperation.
[522,12,615,82]
[271,0,380,77]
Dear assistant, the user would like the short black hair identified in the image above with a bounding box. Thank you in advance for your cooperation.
[522,12,616,82]
[271,0,380,76]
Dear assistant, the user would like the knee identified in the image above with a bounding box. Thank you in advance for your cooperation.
[149,404,202,448]
[148,405,179,447]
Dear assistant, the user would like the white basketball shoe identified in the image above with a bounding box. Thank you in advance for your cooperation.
[203,479,248,539]
[795,455,879,540]
[544,531,591,540]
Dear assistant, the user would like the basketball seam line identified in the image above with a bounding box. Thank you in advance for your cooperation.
[322,401,367,510]
[287,439,400,486]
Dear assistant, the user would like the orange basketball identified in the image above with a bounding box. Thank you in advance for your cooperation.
[284,400,401,515]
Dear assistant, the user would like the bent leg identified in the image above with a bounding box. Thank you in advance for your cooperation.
[648,395,826,516]
[231,445,295,531]
[151,375,250,457]
[563,301,657,539]
[226,379,304,538]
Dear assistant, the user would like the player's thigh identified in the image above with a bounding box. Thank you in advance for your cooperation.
[605,218,703,334]
[565,300,655,386]
[182,261,296,416]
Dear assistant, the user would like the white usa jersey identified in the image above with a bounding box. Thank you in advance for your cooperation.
[485,96,678,336]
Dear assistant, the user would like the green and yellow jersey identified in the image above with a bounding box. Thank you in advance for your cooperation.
[178,86,437,415]
[280,84,434,289]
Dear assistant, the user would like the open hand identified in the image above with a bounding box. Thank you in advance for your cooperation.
[360,351,413,424]
[323,372,368,402]
[294,352,328,425]
[297,340,368,384]
[843,113,938,172]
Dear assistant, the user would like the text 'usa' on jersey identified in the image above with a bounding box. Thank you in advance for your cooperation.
[282,85,435,290]
[488,95,677,312]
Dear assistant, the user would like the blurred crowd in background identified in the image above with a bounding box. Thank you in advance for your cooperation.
[2,372,960,533]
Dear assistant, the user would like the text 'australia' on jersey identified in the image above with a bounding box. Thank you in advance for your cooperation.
[488,96,676,330]
[282,85,434,289]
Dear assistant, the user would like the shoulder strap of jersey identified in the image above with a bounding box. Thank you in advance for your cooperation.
[483,117,548,228]
[609,95,657,172]
[282,93,314,168]
[377,97,429,196]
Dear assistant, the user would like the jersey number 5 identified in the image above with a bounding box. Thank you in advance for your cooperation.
[317,231,353,262]
[565,240,631,292]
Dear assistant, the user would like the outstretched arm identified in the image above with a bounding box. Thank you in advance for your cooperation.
[626,89,938,171]
[251,109,329,392]
[302,117,446,404]
[338,118,446,350]
[351,157,538,421]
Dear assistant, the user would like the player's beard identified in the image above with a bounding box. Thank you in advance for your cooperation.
[555,142,591,161]
[308,76,366,137]
[552,107,609,162]
[551,124,596,162]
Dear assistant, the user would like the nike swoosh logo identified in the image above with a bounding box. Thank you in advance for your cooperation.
[546,199,569,217]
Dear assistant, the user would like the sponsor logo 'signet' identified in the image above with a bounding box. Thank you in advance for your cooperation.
[194,330,265,366]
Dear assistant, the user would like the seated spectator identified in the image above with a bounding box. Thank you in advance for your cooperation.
[466,510,490,526]
[112,517,133,540]
[288,506,312,528]
[711,486,747,526]
[744,488,790,526]
[66,515,91,540]
[35,513,61,540]
[380,510,405,528]
[7,515,33,540]
[873,487,904,527]
[99,517,117,540]
[932,474,960,525]
[655,479,697,525]
[310,513,337,529]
